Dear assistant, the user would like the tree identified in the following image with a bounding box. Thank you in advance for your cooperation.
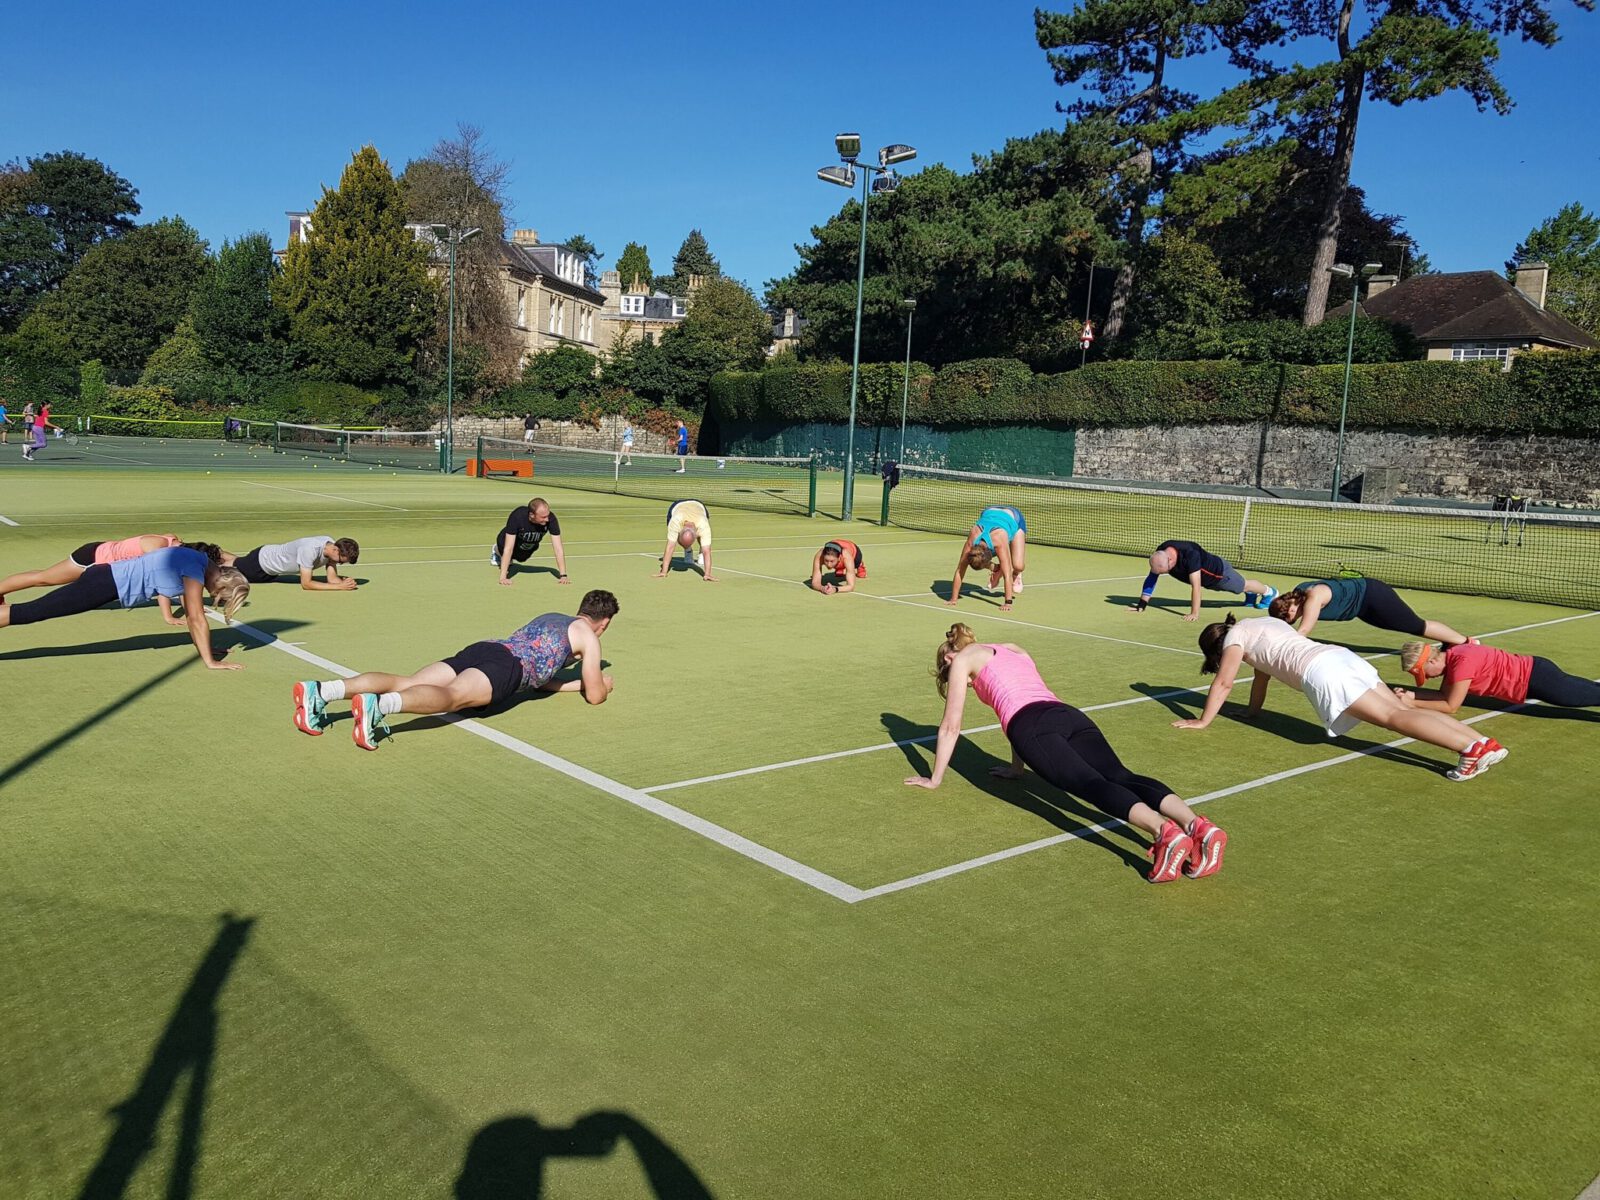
[522,344,599,401]
[1122,231,1247,355]
[276,145,437,389]
[658,229,721,294]
[0,151,140,330]
[189,232,285,379]
[21,217,210,371]
[140,317,218,406]
[1507,202,1600,335]
[664,276,770,375]
[615,242,653,292]
[0,322,78,403]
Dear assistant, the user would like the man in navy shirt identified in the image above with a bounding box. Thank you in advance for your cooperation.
[1132,539,1276,621]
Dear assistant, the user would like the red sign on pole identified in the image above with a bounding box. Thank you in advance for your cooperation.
[1079,320,1095,350]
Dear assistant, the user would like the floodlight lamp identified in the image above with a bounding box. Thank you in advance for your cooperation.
[879,144,917,167]
[817,164,856,188]
[902,298,917,310]
[461,227,483,243]
[1326,263,1355,278]
[871,171,900,194]
[835,133,862,162]
[429,224,450,240]
[1360,261,1382,276]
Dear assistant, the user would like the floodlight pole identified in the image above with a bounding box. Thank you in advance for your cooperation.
[445,234,457,474]
[841,167,872,520]
[899,299,916,461]
[1332,271,1361,502]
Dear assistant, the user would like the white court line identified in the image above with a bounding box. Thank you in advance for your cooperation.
[208,614,865,903]
[68,445,154,465]
[244,481,408,511]
[878,575,1135,600]
[362,542,911,568]
[1577,1171,1600,1200]
[0,514,18,527]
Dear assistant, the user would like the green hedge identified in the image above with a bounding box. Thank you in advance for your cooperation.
[710,351,1598,434]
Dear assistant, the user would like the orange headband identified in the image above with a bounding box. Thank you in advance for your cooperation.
[1408,643,1435,687]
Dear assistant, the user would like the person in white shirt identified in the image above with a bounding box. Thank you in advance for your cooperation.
[620,423,634,466]
[227,536,360,591]
[1174,614,1507,782]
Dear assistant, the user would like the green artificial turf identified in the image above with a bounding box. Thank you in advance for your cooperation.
[2,447,1598,1199]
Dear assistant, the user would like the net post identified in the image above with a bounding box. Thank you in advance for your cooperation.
[809,456,818,517]
[880,472,891,526]
[338,431,349,461]
[1238,498,1252,553]
[476,435,486,478]
[273,422,282,455]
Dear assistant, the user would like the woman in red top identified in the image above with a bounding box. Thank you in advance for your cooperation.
[1396,640,1600,713]
[810,539,865,594]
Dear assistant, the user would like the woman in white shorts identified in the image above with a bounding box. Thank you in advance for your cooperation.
[1173,614,1508,782]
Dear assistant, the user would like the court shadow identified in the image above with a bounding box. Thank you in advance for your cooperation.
[0,617,307,663]
[77,913,255,1200]
[1106,594,1248,614]
[1129,681,1205,717]
[455,1111,715,1199]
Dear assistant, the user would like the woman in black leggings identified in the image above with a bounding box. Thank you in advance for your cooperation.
[1270,576,1469,645]
[904,622,1228,882]
[1397,639,1600,714]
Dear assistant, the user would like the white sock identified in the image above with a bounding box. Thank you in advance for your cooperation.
[319,680,346,702]
[377,692,403,716]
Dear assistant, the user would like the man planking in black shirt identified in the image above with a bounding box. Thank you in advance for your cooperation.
[491,497,570,587]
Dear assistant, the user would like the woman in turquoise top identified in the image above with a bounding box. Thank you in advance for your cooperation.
[948,505,1027,611]
[1268,576,1469,645]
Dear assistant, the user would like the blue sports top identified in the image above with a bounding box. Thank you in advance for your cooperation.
[1299,577,1367,622]
[110,546,208,608]
[676,426,689,451]
[974,506,1024,551]
[498,613,576,692]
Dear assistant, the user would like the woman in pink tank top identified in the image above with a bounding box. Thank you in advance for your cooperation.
[0,534,203,603]
[905,622,1228,883]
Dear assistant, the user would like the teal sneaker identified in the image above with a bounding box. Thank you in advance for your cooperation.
[293,681,329,736]
[350,693,391,751]
[1253,585,1278,611]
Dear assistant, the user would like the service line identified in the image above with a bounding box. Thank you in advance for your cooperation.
[243,481,408,511]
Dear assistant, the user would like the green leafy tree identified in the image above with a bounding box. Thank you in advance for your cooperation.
[666,277,770,375]
[139,318,220,407]
[277,145,437,389]
[1122,231,1247,355]
[189,232,285,379]
[22,217,209,370]
[1507,202,1600,335]
[658,229,721,295]
[522,345,599,401]
[79,358,107,408]
[615,242,653,292]
[0,151,140,330]
[0,323,79,403]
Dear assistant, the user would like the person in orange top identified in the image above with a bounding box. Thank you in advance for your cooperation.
[1395,640,1600,714]
[810,539,866,594]
[0,534,189,601]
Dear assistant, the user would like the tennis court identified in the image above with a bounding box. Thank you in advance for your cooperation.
[3,442,1599,1199]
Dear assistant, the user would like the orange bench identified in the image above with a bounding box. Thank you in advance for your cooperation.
[467,458,533,478]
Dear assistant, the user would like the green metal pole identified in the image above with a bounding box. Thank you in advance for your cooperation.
[899,303,913,462]
[808,455,817,517]
[1331,274,1359,501]
[842,169,870,521]
[445,235,456,475]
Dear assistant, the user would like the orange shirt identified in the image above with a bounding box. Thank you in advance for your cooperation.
[94,534,182,565]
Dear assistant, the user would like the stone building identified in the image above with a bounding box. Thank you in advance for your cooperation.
[596,269,691,352]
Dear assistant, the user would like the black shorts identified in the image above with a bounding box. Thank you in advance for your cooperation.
[441,641,522,707]
[495,533,542,563]
[233,548,274,584]
[69,541,104,568]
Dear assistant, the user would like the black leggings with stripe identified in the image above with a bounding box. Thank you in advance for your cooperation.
[1006,701,1175,823]
[6,564,119,626]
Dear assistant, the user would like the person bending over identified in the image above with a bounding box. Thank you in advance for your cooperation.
[492,498,569,586]
[1177,614,1506,782]
[654,499,715,581]
[293,589,619,750]
[1133,540,1275,621]
[907,623,1228,882]
[811,539,866,595]
[0,546,249,669]
[1395,639,1600,715]
[948,505,1027,611]
[1270,576,1469,645]
[229,536,359,591]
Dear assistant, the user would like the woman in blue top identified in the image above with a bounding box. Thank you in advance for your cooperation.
[1268,576,1469,645]
[292,590,619,750]
[0,546,250,669]
[948,506,1027,610]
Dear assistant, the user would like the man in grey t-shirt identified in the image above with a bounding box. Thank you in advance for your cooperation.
[229,536,361,590]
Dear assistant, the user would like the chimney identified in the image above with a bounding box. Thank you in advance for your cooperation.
[511,229,540,246]
[598,269,621,310]
[1365,274,1398,299]
[1514,262,1548,310]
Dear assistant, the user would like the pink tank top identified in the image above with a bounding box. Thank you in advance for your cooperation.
[971,645,1061,733]
[95,534,181,565]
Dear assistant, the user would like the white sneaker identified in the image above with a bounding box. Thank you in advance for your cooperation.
[1014,573,1025,594]
[489,552,500,567]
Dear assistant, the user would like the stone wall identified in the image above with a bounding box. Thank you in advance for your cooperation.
[1073,423,1600,505]
[441,414,675,455]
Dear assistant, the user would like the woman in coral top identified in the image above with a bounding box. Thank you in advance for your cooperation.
[0,534,191,601]
[1396,639,1600,714]
[905,622,1226,883]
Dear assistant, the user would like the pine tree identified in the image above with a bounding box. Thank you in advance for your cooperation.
[616,242,653,293]
[658,230,721,294]
[190,232,284,377]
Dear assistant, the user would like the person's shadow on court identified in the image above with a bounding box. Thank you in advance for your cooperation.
[454,1112,715,1199]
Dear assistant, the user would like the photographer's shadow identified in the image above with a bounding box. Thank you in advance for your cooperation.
[455,1111,714,1199]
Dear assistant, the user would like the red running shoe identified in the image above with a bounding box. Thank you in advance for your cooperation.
[1147,820,1195,884]
[1446,736,1508,782]
[1184,816,1228,879]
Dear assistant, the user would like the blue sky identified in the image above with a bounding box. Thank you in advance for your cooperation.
[5,0,1596,293]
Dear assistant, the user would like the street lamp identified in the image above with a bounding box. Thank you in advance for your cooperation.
[1328,261,1383,501]
[817,133,916,520]
[898,299,917,461]
[430,223,481,473]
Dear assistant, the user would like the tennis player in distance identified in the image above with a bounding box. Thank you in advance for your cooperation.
[292,590,619,750]
[1177,614,1508,781]
[1132,540,1275,621]
[653,499,716,581]
[1269,577,1470,645]
[810,538,866,594]
[947,505,1027,611]
[1394,639,1600,714]
[906,623,1227,882]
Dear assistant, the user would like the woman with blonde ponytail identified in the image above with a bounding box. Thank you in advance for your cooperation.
[912,623,1226,883]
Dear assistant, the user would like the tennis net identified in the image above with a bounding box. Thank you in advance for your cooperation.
[883,464,1600,610]
[274,423,444,471]
[475,437,818,517]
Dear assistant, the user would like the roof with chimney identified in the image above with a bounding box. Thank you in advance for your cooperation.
[1328,270,1598,349]
[497,240,604,303]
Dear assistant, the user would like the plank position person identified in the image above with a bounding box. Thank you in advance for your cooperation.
[1395,639,1600,714]
[1177,613,1508,782]
[0,545,250,669]
[0,534,185,601]
[947,505,1027,611]
[292,590,619,749]
[492,498,569,586]
[907,623,1227,882]
[1132,540,1276,621]
[227,536,360,591]
[1269,576,1469,645]
[810,539,866,595]
[654,499,715,581]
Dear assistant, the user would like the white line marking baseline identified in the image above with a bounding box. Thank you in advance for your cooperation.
[0,514,18,527]
[243,481,408,511]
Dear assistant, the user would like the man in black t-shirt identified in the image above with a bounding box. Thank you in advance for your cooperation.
[1131,538,1275,621]
[491,497,570,586]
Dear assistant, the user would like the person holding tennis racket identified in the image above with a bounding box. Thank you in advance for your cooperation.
[906,623,1227,883]
[1270,576,1469,645]
[1395,640,1600,714]
[947,506,1027,610]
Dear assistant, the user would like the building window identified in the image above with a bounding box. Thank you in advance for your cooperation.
[547,296,558,335]
[1451,342,1512,364]
[621,295,644,316]
[517,287,526,328]
[672,299,687,318]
